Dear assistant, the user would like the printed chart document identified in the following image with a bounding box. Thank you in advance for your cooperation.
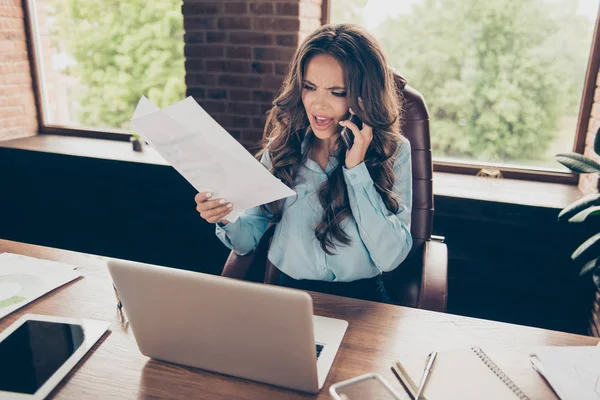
[0,253,82,320]
[131,96,296,221]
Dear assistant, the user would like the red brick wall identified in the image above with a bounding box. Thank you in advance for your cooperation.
[0,0,37,141]
[579,70,600,194]
[183,0,322,150]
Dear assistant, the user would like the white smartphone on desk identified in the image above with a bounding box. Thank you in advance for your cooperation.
[0,314,109,400]
[330,373,403,400]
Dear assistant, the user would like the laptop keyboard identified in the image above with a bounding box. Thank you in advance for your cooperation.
[316,344,324,359]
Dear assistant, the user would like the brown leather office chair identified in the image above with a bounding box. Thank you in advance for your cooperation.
[221,72,448,312]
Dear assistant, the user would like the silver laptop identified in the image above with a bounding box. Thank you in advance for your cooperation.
[107,258,348,394]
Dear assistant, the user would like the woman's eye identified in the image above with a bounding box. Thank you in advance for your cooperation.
[303,85,315,90]
[332,92,347,97]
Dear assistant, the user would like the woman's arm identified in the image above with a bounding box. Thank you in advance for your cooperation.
[214,150,273,255]
[215,205,271,256]
[343,139,413,272]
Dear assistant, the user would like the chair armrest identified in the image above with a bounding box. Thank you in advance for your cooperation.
[221,250,255,280]
[220,225,275,282]
[417,239,448,313]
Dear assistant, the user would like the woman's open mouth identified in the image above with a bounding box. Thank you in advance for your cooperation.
[312,114,334,130]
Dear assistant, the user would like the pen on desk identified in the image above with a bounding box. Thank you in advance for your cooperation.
[112,283,123,310]
[415,351,437,400]
[391,361,418,399]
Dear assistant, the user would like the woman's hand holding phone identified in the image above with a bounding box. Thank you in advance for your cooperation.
[194,192,233,225]
[340,106,373,169]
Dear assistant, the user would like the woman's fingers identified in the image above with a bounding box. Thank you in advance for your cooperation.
[341,108,372,144]
[361,122,373,142]
[196,197,230,213]
[339,119,362,139]
[202,203,233,219]
[340,120,359,133]
[203,204,234,223]
[194,192,213,204]
[194,192,233,224]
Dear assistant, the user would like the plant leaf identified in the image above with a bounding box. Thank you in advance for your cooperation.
[568,206,600,223]
[556,153,600,173]
[579,257,600,276]
[594,127,600,155]
[558,193,600,222]
[571,232,600,262]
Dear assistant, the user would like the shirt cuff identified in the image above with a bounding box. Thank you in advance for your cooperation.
[215,218,240,234]
[343,162,373,186]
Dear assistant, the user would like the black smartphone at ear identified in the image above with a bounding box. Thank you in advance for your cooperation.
[341,114,363,149]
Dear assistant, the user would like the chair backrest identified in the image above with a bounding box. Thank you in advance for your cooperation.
[393,73,434,255]
[383,73,433,306]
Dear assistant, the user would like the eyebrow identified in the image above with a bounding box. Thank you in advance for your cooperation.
[303,79,346,91]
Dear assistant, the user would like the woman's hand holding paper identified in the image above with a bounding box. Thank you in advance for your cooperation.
[194,192,233,225]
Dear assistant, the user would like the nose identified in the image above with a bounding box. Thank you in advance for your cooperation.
[311,89,329,111]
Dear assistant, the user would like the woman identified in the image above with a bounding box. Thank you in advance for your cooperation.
[195,23,412,303]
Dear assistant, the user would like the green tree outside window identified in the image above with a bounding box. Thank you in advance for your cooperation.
[49,0,186,130]
[331,0,596,167]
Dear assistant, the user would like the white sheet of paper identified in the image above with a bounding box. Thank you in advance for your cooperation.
[530,346,600,400]
[0,253,82,320]
[131,96,295,221]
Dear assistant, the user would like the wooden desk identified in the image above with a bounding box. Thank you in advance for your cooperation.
[1,239,597,399]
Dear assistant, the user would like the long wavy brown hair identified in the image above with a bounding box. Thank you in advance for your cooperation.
[257,23,403,255]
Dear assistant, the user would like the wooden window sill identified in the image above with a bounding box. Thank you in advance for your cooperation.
[1,134,585,210]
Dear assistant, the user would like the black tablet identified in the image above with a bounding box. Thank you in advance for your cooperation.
[0,314,109,400]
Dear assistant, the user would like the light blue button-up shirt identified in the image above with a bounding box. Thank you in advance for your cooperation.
[215,135,413,282]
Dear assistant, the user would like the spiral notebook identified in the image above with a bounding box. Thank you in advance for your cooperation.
[392,347,530,400]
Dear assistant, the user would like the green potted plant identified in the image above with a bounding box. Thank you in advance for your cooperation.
[130,132,144,152]
[556,127,600,336]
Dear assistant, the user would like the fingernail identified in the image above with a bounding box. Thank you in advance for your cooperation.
[219,199,226,204]
[205,193,212,198]
[338,121,344,125]
[227,203,233,208]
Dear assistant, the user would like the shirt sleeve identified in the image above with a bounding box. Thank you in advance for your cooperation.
[215,150,273,256]
[342,139,413,273]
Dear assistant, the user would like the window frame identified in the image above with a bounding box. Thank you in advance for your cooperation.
[23,0,136,143]
[322,1,600,184]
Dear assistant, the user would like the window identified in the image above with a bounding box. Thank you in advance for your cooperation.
[25,0,185,137]
[329,0,600,180]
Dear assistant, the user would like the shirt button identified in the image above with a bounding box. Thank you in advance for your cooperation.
[350,173,357,179]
